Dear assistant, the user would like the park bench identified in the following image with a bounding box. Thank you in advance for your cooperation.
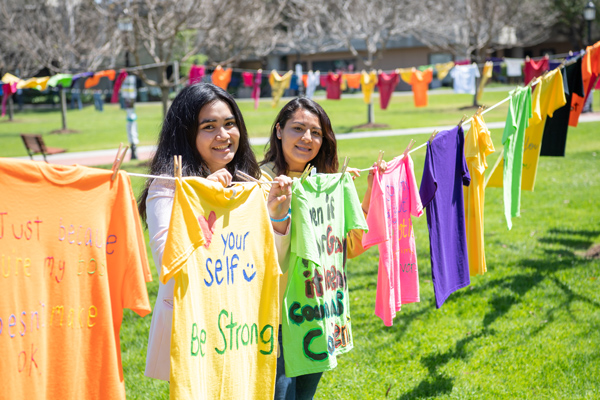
[20,133,67,162]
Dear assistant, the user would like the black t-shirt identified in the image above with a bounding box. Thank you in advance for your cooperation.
[541,58,584,157]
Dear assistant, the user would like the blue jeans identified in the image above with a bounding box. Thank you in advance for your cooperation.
[274,326,323,400]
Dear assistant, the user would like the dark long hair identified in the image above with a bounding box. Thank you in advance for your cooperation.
[260,97,338,175]
[138,83,261,222]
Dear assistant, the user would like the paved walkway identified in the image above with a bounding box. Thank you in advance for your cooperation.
[16,112,600,167]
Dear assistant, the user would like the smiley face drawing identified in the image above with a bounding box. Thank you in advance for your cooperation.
[243,263,256,282]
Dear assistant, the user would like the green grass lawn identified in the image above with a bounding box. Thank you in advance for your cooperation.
[114,116,600,399]
[0,88,513,158]
[5,90,600,398]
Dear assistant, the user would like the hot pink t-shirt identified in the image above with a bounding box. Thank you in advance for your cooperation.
[363,154,423,326]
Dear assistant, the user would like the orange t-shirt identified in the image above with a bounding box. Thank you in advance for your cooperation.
[84,70,117,89]
[344,73,361,89]
[570,46,594,127]
[410,68,433,107]
[0,159,152,399]
[211,66,232,90]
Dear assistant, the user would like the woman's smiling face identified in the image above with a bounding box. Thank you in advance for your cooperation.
[277,108,323,173]
[195,100,240,173]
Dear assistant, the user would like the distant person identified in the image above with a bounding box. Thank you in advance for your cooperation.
[120,75,139,159]
[93,89,104,112]
[70,88,82,110]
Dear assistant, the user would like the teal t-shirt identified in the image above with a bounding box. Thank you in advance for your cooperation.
[502,86,532,230]
[282,173,368,377]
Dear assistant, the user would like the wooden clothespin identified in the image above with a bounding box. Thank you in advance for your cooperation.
[111,143,129,181]
[377,150,384,165]
[458,114,468,127]
[428,130,439,144]
[173,155,182,179]
[236,170,267,185]
[340,156,349,176]
[300,163,313,182]
[402,140,415,158]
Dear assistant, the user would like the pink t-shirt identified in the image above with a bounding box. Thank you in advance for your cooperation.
[363,154,423,326]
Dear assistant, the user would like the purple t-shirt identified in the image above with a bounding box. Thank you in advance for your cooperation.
[419,126,471,308]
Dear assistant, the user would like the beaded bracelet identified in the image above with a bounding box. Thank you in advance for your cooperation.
[270,208,291,222]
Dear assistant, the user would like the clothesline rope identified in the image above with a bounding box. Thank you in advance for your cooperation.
[127,51,578,177]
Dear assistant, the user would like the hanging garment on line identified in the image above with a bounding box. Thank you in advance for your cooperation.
[486,86,532,230]
[360,70,377,104]
[476,61,494,103]
[541,58,584,156]
[0,159,152,399]
[1,82,17,117]
[463,114,495,276]
[1,72,21,85]
[486,70,566,192]
[486,57,503,74]
[520,69,566,190]
[305,71,320,99]
[524,57,549,85]
[419,126,471,308]
[282,173,368,377]
[504,58,523,77]
[410,68,433,108]
[377,71,400,110]
[362,154,423,326]
[242,72,254,87]
[569,47,594,127]
[435,62,455,80]
[451,63,480,95]
[47,74,73,88]
[18,76,50,91]
[252,71,262,109]
[397,68,413,85]
[326,72,342,100]
[211,66,232,90]
[161,178,280,399]
[189,64,205,85]
[269,70,293,107]
[84,70,116,89]
[110,70,128,103]
[344,73,361,89]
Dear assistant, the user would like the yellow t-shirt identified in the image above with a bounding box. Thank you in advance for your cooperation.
[487,69,566,191]
[435,62,455,81]
[161,177,280,400]
[476,61,494,103]
[269,70,293,108]
[463,115,495,276]
[18,76,50,91]
[360,71,378,104]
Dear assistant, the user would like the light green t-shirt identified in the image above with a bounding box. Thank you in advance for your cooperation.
[282,173,368,377]
[502,86,532,230]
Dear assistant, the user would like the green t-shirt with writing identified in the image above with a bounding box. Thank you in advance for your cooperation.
[502,86,532,230]
[282,173,368,377]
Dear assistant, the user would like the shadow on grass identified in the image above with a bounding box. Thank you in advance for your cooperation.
[396,228,599,398]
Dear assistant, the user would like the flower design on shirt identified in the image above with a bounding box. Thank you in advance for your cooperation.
[198,211,217,248]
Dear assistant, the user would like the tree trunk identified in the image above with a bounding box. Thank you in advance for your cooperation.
[161,86,169,117]
[8,96,14,121]
[60,87,68,130]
